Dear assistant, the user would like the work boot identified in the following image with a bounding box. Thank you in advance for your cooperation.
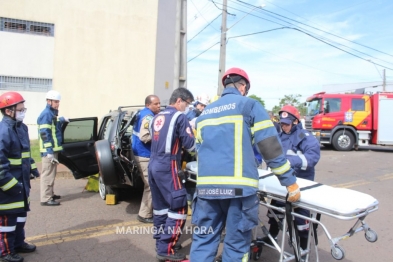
[14,242,36,253]
[0,253,24,262]
[156,252,186,261]
[173,242,182,251]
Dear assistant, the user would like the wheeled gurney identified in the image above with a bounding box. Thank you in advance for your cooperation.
[185,161,379,261]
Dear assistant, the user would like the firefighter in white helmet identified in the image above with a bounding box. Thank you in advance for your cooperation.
[186,93,210,122]
[37,90,69,206]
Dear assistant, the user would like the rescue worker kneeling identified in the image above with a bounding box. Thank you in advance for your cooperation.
[189,68,300,262]
[0,92,39,262]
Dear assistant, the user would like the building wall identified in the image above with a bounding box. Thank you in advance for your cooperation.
[0,0,180,140]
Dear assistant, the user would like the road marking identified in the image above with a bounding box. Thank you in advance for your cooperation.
[377,173,393,181]
[26,220,151,247]
[332,179,370,188]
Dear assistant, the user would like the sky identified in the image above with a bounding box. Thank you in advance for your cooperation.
[186,0,393,110]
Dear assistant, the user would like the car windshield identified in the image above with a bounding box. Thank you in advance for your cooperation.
[306,99,322,116]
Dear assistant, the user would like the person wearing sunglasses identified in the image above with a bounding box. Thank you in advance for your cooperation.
[0,91,39,262]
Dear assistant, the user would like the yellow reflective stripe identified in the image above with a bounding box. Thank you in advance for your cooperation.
[1,178,18,191]
[198,115,244,178]
[251,120,274,134]
[0,201,25,210]
[197,176,258,188]
[44,142,52,148]
[271,160,291,175]
[53,146,63,151]
[39,124,52,129]
[22,152,30,158]
[9,158,22,165]
[31,163,37,169]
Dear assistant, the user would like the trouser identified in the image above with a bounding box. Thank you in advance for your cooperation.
[190,195,259,262]
[267,200,310,240]
[0,212,27,256]
[149,168,187,255]
[135,156,152,218]
[40,152,58,202]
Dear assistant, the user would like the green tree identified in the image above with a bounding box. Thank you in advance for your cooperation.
[248,94,266,108]
[271,94,307,117]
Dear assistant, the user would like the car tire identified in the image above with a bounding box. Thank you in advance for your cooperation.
[332,130,354,151]
[95,140,120,186]
[98,176,107,200]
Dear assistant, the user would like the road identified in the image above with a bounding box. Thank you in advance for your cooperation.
[23,147,392,262]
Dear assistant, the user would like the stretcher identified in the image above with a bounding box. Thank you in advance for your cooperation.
[185,161,379,262]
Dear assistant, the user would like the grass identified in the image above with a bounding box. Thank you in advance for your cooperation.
[30,139,41,163]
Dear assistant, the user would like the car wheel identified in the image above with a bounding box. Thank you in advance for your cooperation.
[332,130,354,151]
[98,176,107,200]
[95,140,120,186]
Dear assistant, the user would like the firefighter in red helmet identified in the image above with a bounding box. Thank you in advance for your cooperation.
[0,92,39,262]
[263,105,320,257]
[190,68,300,261]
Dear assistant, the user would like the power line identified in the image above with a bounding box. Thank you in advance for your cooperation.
[236,0,393,58]
[221,1,393,68]
[187,41,220,62]
[188,14,221,43]
[189,0,220,31]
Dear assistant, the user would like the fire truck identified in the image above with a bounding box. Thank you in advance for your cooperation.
[304,91,393,151]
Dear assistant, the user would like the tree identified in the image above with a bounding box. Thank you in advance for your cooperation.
[271,94,307,117]
[248,94,266,108]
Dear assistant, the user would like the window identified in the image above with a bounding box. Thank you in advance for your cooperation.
[64,120,96,143]
[1,17,54,37]
[0,76,52,92]
[352,98,365,111]
[324,98,341,113]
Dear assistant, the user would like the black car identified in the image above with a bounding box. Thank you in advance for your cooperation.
[59,106,146,201]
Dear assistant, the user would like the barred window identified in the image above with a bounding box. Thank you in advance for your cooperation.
[0,76,52,92]
[0,17,54,37]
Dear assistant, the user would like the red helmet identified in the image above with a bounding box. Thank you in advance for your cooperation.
[0,92,25,109]
[222,67,250,87]
[279,105,300,121]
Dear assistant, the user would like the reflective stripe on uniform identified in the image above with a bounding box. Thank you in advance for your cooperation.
[271,160,291,175]
[297,223,310,231]
[1,178,18,191]
[17,216,27,223]
[165,111,182,154]
[21,152,30,158]
[31,163,37,169]
[251,120,274,134]
[287,150,308,170]
[0,225,16,232]
[197,176,258,188]
[0,201,24,210]
[8,158,21,165]
[168,212,187,220]
[153,208,169,216]
[39,124,52,129]
[197,115,244,178]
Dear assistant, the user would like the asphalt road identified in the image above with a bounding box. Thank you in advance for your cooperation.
[23,147,392,262]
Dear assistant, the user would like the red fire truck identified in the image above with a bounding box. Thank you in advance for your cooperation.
[304,91,393,151]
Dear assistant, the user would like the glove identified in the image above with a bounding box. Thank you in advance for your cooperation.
[286,182,300,202]
[47,154,59,164]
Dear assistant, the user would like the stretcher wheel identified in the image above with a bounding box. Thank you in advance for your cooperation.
[365,229,378,242]
[252,244,263,260]
[331,245,345,260]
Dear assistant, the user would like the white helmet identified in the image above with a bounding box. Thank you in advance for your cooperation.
[46,90,61,101]
[196,93,210,106]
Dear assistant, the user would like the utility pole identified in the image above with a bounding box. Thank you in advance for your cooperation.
[217,0,227,96]
[383,69,386,92]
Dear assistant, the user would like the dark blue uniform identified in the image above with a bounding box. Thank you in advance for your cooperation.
[0,116,39,256]
[148,106,195,256]
[268,123,320,238]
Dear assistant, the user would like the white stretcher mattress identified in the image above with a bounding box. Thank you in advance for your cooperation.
[186,161,378,216]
